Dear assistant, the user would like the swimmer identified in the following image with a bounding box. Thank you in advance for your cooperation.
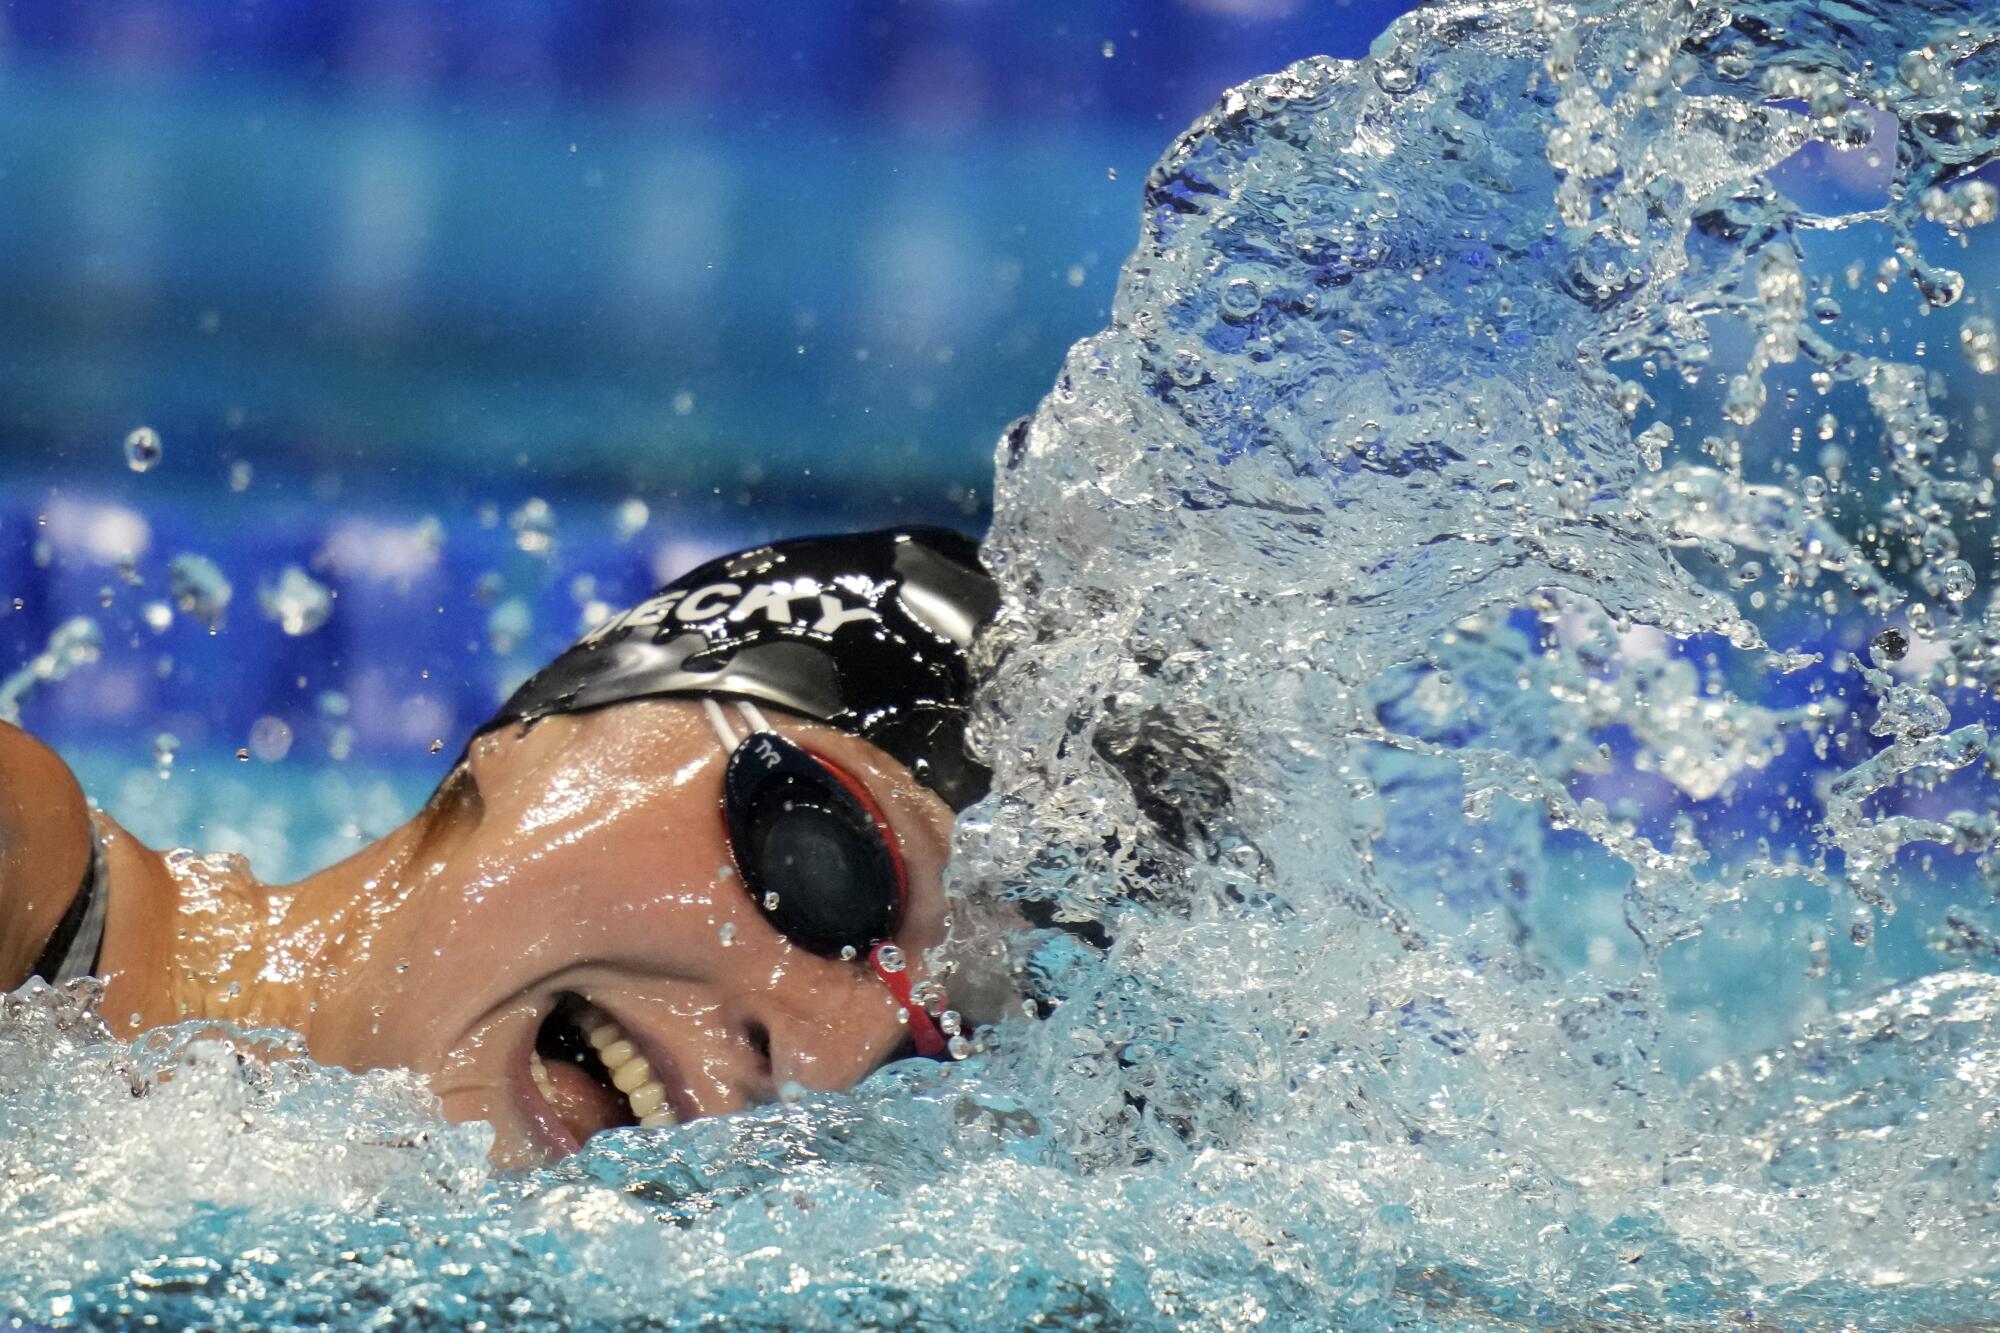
[0,526,1000,1163]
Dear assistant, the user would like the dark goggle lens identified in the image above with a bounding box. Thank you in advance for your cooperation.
[724,734,904,958]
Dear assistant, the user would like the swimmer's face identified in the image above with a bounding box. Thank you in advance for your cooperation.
[306,699,959,1165]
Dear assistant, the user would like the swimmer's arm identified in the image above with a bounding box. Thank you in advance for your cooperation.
[0,721,92,988]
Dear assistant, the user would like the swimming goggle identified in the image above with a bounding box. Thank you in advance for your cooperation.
[701,698,961,1060]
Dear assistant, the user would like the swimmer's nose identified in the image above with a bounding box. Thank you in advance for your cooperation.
[741,996,918,1102]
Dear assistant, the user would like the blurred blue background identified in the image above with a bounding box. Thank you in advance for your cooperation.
[0,0,1425,868]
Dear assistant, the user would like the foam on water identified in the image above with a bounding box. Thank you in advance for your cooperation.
[9,0,2000,1327]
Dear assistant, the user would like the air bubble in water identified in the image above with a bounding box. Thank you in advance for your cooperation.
[123,426,163,473]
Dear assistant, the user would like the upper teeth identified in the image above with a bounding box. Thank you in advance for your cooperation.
[532,1000,676,1130]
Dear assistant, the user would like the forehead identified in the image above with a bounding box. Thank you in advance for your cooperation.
[474,697,950,838]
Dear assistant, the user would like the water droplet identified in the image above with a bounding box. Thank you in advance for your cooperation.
[874,943,906,973]
[1219,276,1263,322]
[1898,46,1945,95]
[946,1035,972,1060]
[249,716,293,762]
[762,891,780,911]
[1101,39,1115,58]
[613,497,649,541]
[153,732,179,779]
[1871,627,1908,663]
[235,748,250,762]
[1959,315,2000,374]
[1722,373,1766,426]
[428,739,444,755]
[257,566,333,636]
[508,498,555,556]
[123,426,163,473]
[719,922,737,947]
[1939,560,1975,602]
[1373,53,1419,95]
[168,554,233,631]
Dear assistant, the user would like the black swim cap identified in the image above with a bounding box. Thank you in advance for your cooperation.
[479,526,997,810]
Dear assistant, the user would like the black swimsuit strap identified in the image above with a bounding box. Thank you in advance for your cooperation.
[28,827,104,985]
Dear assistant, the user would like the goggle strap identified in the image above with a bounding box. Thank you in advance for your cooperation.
[701,696,742,752]
[704,697,783,752]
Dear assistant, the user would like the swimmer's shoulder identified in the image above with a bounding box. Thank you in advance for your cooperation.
[0,720,94,989]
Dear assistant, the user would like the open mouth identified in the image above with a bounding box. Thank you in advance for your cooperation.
[526,992,679,1148]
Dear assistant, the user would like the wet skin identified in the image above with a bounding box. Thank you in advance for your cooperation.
[0,701,959,1165]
